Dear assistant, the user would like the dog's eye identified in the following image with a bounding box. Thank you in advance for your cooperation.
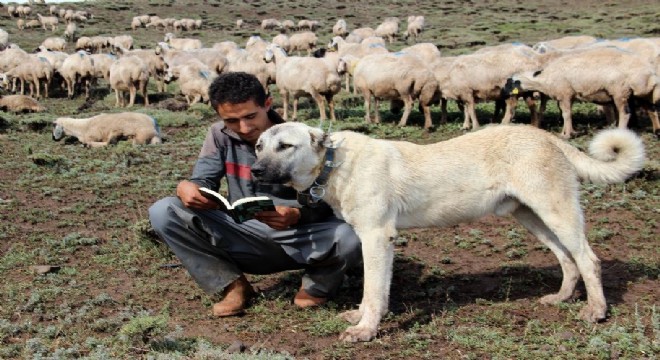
[278,143,294,151]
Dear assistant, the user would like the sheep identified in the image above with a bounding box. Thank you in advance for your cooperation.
[75,36,93,52]
[288,31,318,56]
[0,47,31,72]
[212,40,240,55]
[400,42,442,64]
[7,6,17,18]
[109,55,150,107]
[261,18,281,31]
[19,6,32,18]
[264,44,341,121]
[37,13,59,32]
[24,19,42,30]
[146,17,169,30]
[35,49,68,71]
[0,94,46,113]
[114,46,169,93]
[0,55,53,99]
[404,15,425,43]
[16,19,25,31]
[131,17,143,31]
[329,36,389,92]
[40,37,67,52]
[360,36,386,47]
[280,19,295,33]
[223,48,273,92]
[89,53,118,84]
[272,34,291,53]
[511,46,660,138]
[164,60,217,105]
[245,35,270,58]
[50,5,58,16]
[297,19,320,31]
[352,52,439,129]
[52,112,162,147]
[111,35,134,51]
[155,42,227,74]
[345,27,375,43]
[89,36,112,53]
[59,50,95,99]
[236,19,244,29]
[333,19,348,37]
[163,33,202,50]
[532,35,599,53]
[64,22,77,42]
[375,17,400,44]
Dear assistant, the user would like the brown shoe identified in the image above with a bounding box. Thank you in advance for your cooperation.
[212,275,256,317]
[293,287,327,308]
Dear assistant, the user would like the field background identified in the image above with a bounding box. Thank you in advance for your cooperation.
[0,0,658,359]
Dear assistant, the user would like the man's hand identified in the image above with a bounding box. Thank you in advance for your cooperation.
[176,180,217,210]
[254,206,301,230]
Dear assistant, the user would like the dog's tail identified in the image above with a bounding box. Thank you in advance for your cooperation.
[552,128,646,184]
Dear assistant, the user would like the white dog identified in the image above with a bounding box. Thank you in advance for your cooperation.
[251,123,646,342]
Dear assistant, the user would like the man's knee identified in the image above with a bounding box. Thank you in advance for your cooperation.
[148,196,182,234]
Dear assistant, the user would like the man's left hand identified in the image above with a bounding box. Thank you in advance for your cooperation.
[254,206,301,230]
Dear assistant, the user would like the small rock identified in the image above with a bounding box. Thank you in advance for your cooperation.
[226,340,246,353]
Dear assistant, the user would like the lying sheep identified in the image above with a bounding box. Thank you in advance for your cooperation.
[40,36,66,51]
[163,33,202,50]
[265,44,341,121]
[109,55,150,107]
[0,94,46,113]
[288,31,318,56]
[511,46,660,138]
[52,112,162,147]
[353,52,439,129]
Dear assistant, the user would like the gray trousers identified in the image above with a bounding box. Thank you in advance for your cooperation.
[148,197,362,298]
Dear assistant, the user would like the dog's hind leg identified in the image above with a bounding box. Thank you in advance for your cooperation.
[514,200,606,323]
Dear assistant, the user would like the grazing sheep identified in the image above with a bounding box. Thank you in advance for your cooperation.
[0,56,53,99]
[40,37,66,52]
[24,19,42,30]
[109,55,150,107]
[264,44,341,121]
[89,36,112,53]
[75,36,93,52]
[280,19,295,33]
[19,6,32,18]
[404,16,425,43]
[0,47,31,73]
[64,22,77,42]
[360,36,386,47]
[353,52,439,129]
[261,18,281,31]
[0,94,45,113]
[163,32,202,50]
[511,46,660,138]
[288,31,318,56]
[0,29,8,50]
[50,5,59,16]
[164,60,217,105]
[16,19,26,31]
[245,35,270,58]
[131,17,143,31]
[59,50,95,99]
[272,34,291,53]
[297,19,320,31]
[155,42,227,75]
[89,53,118,85]
[111,35,134,51]
[400,42,441,64]
[236,19,244,29]
[329,36,389,92]
[212,41,240,54]
[7,6,17,18]
[346,27,375,43]
[375,18,400,44]
[114,47,169,93]
[333,19,348,37]
[36,13,59,32]
[52,112,162,147]
[223,48,274,92]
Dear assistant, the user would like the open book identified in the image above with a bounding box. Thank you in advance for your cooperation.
[199,187,275,224]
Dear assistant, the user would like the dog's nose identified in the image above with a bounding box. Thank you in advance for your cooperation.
[251,165,264,178]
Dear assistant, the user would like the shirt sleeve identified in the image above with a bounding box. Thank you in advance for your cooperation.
[189,128,226,191]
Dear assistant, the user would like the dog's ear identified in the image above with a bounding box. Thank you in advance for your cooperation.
[308,127,326,150]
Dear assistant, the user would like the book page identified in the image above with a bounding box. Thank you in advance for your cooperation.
[232,196,273,207]
[199,187,232,210]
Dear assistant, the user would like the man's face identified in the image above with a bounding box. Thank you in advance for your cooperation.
[215,97,274,145]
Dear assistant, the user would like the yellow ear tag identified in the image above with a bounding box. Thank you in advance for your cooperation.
[511,88,519,95]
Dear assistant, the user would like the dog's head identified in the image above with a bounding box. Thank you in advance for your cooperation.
[252,123,327,191]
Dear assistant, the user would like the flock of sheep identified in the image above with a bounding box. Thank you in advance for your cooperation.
[0,4,659,147]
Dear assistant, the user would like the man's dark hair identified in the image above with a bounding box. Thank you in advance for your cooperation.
[208,72,267,110]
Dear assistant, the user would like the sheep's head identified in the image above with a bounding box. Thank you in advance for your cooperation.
[52,120,65,141]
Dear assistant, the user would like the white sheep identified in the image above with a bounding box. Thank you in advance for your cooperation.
[375,18,399,44]
[52,112,162,147]
[75,36,93,52]
[163,32,202,50]
[40,37,66,51]
[0,55,53,99]
[288,31,318,56]
[532,35,599,53]
[19,6,32,18]
[89,53,118,84]
[114,47,169,93]
[346,27,375,43]
[400,42,442,64]
[512,46,660,138]
[164,60,217,105]
[223,48,273,92]
[333,19,348,37]
[36,13,59,32]
[329,36,388,92]
[109,55,150,107]
[280,19,295,33]
[236,19,244,29]
[0,94,46,113]
[404,16,425,43]
[264,44,341,121]
[261,18,281,31]
[64,22,77,42]
[272,34,291,53]
[131,17,143,31]
[7,6,17,18]
[353,52,439,129]
[297,19,320,31]
[111,35,134,51]
[59,50,95,99]
[0,29,8,50]
[50,5,58,16]
[89,36,112,53]
[155,42,227,74]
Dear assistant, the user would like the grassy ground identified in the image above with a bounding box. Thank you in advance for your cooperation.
[0,1,659,359]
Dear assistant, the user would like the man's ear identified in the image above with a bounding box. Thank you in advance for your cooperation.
[264,96,273,111]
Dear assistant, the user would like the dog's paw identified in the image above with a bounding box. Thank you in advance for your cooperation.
[338,309,362,324]
[579,304,607,323]
[339,325,377,342]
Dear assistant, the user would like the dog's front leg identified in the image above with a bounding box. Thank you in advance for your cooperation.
[339,228,394,342]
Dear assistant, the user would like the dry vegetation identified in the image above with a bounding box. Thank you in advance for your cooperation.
[0,0,658,359]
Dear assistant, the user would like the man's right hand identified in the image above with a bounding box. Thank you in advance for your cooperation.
[176,180,218,209]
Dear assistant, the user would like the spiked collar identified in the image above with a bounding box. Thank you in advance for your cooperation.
[297,140,342,206]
